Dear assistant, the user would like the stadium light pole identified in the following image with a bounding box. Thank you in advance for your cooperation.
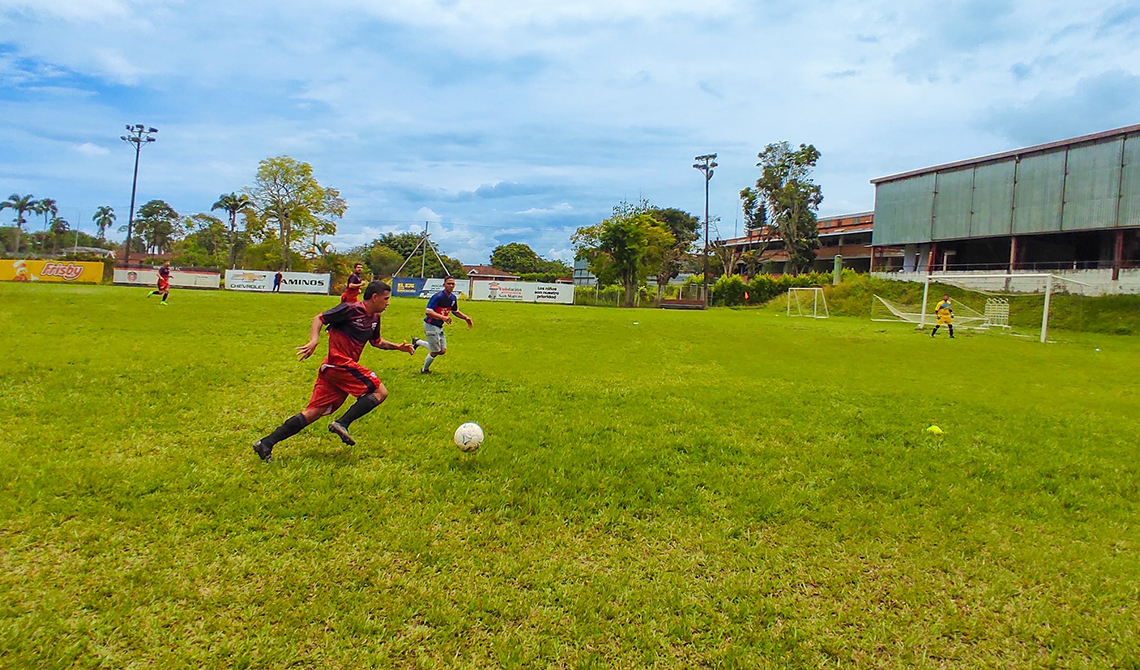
[693,153,717,306]
[120,124,158,265]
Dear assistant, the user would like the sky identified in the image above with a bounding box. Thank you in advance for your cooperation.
[2,0,1139,264]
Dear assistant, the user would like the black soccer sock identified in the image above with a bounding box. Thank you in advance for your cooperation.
[931,326,939,336]
[337,394,381,427]
[262,413,309,446]
[948,325,954,337]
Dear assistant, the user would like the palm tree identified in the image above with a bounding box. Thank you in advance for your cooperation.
[1,193,38,254]
[212,193,254,269]
[35,198,58,254]
[92,206,116,242]
[48,216,70,255]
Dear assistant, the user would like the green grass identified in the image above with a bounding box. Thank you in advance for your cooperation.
[1,283,1138,669]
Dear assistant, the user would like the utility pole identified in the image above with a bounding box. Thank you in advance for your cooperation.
[693,153,718,307]
[421,221,428,278]
[120,125,158,265]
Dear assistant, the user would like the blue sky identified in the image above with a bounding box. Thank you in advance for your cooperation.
[2,0,1139,263]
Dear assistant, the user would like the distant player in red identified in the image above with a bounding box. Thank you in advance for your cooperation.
[253,280,415,462]
[341,263,365,303]
[148,260,171,305]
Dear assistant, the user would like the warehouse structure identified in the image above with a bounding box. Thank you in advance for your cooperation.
[869,124,1140,279]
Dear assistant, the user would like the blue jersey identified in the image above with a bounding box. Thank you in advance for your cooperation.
[425,291,458,327]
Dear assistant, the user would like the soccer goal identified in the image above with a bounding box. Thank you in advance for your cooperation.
[921,273,1095,343]
[787,287,829,319]
[871,273,1096,342]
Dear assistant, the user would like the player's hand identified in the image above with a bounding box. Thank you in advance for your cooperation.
[295,339,319,360]
[443,315,452,324]
[465,317,474,329]
[396,340,415,355]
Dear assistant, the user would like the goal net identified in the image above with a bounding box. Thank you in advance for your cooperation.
[787,287,829,319]
[871,273,1095,342]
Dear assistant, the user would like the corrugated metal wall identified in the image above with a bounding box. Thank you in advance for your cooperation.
[871,174,934,245]
[873,131,1139,245]
[932,168,973,240]
[1062,139,1123,231]
[1012,151,1066,235]
[970,160,1015,237]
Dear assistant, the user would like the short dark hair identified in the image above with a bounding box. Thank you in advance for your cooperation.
[354,262,364,268]
[363,280,391,300]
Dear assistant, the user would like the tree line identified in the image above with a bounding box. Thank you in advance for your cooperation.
[573,141,824,306]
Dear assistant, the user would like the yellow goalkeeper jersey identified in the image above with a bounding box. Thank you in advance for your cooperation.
[935,300,953,325]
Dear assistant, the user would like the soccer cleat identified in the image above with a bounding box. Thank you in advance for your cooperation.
[411,337,423,350]
[420,368,432,375]
[160,301,168,306]
[328,421,356,446]
[253,439,274,462]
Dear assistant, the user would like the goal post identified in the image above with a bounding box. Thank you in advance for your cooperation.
[786,287,829,319]
[922,273,1095,343]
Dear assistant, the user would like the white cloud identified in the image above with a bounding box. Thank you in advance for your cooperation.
[74,142,110,156]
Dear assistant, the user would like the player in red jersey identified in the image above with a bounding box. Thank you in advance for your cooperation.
[148,260,171,305]
[253,280,415,462]
[340,263,365,303]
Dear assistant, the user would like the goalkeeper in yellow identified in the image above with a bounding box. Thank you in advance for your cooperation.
[930,294,955,338]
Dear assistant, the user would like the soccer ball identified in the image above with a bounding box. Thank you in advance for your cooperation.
[454,422,484,452]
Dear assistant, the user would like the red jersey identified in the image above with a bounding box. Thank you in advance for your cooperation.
[319,302,381,366]
[341,271,363,302]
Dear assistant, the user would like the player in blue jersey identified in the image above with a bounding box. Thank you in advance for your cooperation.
[411,276,473,374]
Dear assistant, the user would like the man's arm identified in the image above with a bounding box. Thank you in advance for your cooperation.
[425,307,452,324]
[372,338,415,355]
[348,277,365,289]
[295,313,324,360]
[452,310,473,329]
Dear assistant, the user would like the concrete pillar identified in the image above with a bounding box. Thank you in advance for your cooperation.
[903,244,917,272]
[1113,229,1125,281]
[833,255,843,284]
[1009,236,1019,272]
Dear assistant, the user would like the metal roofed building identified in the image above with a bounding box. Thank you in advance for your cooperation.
[869,124,1140,280]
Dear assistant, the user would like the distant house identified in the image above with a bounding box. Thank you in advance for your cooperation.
[462,265,520,281]
[572,258,596,287]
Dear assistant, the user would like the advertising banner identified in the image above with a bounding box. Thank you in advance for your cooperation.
[392,277,470,299]
[2,259,104,284]
[224,270,330,294]
[114,268,221,289]
[470,280,574,304]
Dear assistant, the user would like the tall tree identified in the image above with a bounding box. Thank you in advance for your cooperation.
[132,200,181,254]
[1,194,37,254]
[751,142,823,274]
[737,186,778,276]
[245,156,345,270]
[48,216,70,254]
[211,193,255,269]
[648,207,700,291]
[92,206,116,241]
[35,198,58,253]
[572,200,673,307]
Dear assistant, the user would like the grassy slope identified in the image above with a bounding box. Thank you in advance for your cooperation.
[1,284,1138,669]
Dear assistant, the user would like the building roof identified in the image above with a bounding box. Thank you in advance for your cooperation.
[871,123,1140,185]
[462,265,519,279]
[722,211,874,247]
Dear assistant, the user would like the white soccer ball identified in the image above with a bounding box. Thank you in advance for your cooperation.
[453,422,484,452]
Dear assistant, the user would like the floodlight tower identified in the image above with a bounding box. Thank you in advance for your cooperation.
[693,153,717,306]
[120,124,158,265]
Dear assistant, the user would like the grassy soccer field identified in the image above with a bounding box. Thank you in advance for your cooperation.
[1,283,1138,669]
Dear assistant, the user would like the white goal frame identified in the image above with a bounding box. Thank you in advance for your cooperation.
[920,273,1092,343]
[786,286,829,319]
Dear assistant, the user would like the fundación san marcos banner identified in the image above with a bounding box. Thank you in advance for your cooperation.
[2,259,104,283]
[470,280,574,304]
[224,269,331,294]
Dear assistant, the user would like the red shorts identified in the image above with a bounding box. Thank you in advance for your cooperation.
[306,362,380,411]
[340,290,360,303]
[158,278,170,291]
